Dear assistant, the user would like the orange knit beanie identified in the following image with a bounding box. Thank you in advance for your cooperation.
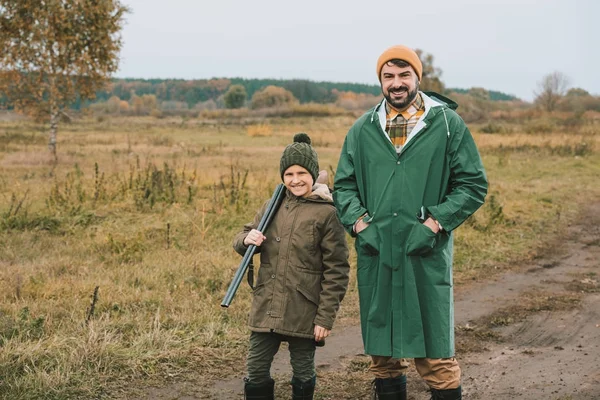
[376,45,423,81]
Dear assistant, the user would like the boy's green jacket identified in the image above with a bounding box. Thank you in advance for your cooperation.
[333,92,488,358]
[233,186,350,339]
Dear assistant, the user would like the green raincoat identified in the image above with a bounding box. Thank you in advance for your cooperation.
[333,92,488,358]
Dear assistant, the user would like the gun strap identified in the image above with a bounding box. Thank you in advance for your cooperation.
[247,261,254,289]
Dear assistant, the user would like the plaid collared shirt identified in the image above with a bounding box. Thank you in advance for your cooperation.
[385,93,425,153]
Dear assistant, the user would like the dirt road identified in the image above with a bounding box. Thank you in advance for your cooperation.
[140,203,600,399]
[454,202,600,399]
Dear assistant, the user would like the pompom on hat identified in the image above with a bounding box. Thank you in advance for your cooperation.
[280,133,319,183]
[376,45,423,81]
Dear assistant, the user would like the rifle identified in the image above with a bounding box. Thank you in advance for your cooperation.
[221,184,286,308]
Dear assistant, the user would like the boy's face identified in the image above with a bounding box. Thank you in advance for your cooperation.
[283,165,313,198]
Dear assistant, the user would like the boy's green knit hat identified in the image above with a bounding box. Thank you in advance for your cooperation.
[280,133,319,183]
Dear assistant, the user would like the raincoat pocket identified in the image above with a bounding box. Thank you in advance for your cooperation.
[356,224,380,256]
[406,222,437,256]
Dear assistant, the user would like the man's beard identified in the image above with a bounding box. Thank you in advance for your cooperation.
[383,82,419,111]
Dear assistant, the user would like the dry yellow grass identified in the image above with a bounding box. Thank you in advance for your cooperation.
[246,123,273,137]
[0,113,598,399]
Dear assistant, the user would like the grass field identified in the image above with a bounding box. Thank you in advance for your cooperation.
[0,113,598,399]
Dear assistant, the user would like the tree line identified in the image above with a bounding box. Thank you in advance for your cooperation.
[85,77,518,110]
[89,77,382,109]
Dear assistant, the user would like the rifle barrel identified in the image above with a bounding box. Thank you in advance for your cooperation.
[221,184,285,308]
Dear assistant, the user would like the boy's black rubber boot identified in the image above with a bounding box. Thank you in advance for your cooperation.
[291,375,316,400]
[430,386,462,400]
[243,377,275,400]
[371,375,407,400]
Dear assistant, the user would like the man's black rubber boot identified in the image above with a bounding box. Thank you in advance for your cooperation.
[430,386,462,400]
[291,375,316,400]
[243,377,275,400]
[372,375,407,400]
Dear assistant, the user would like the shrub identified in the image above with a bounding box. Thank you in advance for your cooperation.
[524,121,554,134]
[480,122,512,134]
[250,86,297,109]
[289,103,348,117]
[223,85,247,109]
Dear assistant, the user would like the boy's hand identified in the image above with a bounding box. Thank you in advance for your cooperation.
[314,325,330,342]
[243,229,266,247]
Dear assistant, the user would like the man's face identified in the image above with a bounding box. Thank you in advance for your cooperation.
[380,62,420,110]
[283,165,313,198]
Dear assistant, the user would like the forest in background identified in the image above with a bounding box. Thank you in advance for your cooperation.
[1,76,519,114]
[92,77,518,106]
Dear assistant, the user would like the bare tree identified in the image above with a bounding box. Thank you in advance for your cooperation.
[0,0,129,162]
[415,49,445,93]
[534,71,570,112]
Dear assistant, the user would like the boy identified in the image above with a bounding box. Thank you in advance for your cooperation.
[233,133,350,400]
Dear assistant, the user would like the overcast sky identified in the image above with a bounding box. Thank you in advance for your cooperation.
[116,0,597,102]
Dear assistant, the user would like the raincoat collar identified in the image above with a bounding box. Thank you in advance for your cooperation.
[370,91,457,152]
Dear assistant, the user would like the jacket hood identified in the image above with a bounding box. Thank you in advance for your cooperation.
[308,183,333,202]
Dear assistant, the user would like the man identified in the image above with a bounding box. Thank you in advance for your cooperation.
[333,45,488,400]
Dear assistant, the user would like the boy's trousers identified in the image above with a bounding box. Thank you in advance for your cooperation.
[370,356,461,390]
[247,331,316,384]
